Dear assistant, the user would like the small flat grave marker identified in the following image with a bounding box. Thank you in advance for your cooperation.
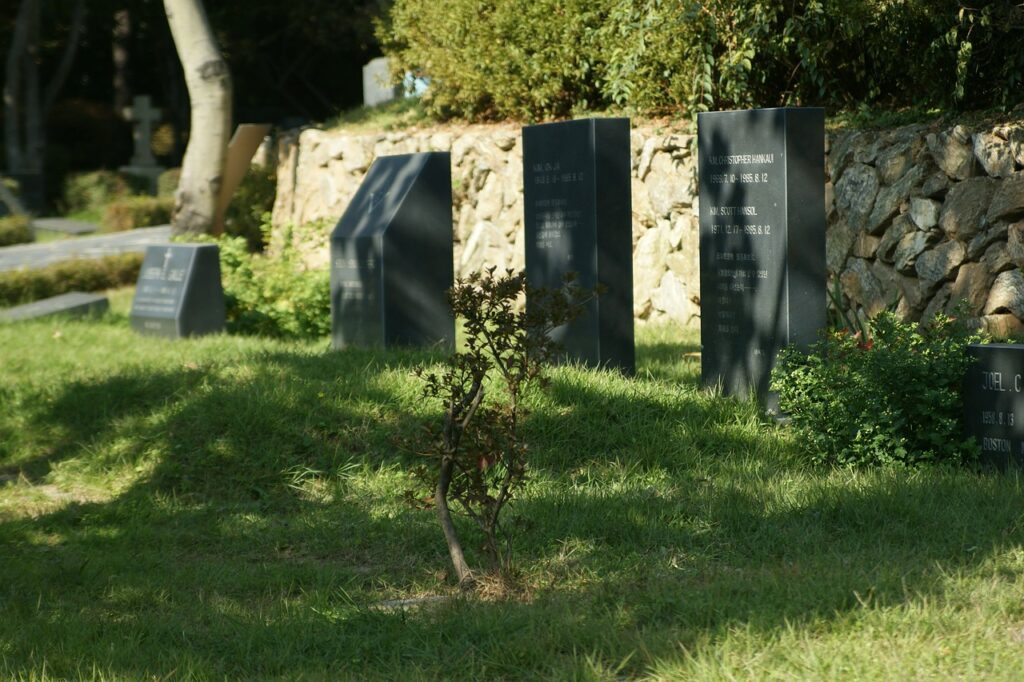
[964,343,1024,468]
[32,217,98,236]
[0,291,108,322]
[698,107,826,410]
[130,243,225,338]
[522,117,635,374]
[330,152,454,350]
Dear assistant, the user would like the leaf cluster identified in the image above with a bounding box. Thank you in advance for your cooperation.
[194,222,330,340]
[772,312,984,467]
[382,0,1024,122]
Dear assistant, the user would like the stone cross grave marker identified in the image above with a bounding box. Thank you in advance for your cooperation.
[964,343,1024,468]
[124,95,161,166]
[121,95,165,192]
[522,117,635,374]
[1,292,108,322]
[362,57,401,107]
[698,107,826,410]
[330,152,454,350]
[130,243,225,338]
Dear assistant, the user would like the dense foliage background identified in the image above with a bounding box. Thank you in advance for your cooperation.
[383,0,1024,121]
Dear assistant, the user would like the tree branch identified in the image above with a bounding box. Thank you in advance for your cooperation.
[41,0,87,117]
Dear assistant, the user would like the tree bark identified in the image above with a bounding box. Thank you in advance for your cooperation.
[4,0,34,175]
[436,457,474,588]
[112,9,131,114]
[163,0,232,236]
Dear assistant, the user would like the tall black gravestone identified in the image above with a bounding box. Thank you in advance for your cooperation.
[964,344,1024,468]
[330,152,454,350]
[130,243,225,338]
[522,118,634,373]
[698,107,826,409]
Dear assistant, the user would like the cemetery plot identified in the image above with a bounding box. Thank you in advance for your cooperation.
[698,107,826,410]
[522,117,635,374]
[964,343,1024,469]
[130,244,225,339]
[330,152,454,350]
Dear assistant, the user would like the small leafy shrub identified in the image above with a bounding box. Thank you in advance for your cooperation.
[772,312,984,467]
[103,196,174,231]
[382,0,610,120]
[410,269,590,587]
[156,168,181,198]
[63,171,144,216]
[0,253,142,307]
[210,227,329,339]
[224,166,277,252]
[0,215,33,247]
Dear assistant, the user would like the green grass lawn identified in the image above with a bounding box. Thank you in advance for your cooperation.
[2,290,1024,680]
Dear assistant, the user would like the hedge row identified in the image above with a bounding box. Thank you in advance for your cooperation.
[382,0,1024,120]
[0,253,142,307]
[0,215,33,247]
[103,196,174,232]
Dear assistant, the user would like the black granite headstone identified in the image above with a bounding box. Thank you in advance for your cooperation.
[698,107,826,409]
[522,118,634,373]
[0,291,108,322]
[964,344,1024,468]
[330,152,454,350]
[130,243,225,338]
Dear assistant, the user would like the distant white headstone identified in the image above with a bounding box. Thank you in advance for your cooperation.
[362,57,401,107]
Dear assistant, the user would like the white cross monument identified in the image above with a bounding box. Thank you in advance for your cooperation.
[120,95,166,192]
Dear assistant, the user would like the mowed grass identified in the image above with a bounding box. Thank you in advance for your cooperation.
[2,290,1024,680]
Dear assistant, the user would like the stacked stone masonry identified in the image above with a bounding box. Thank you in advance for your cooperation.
[271,117,1024,334]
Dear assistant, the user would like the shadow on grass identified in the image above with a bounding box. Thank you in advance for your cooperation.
[1,335,1023,678]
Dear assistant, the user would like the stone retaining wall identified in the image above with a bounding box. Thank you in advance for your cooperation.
[828,121,1024,335]
[271,123,701,327]
[270,116,1024,333]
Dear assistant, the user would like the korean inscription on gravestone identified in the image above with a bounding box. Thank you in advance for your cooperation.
[130,243,225,338]
[698,107,826,410]
[330,152,454,350]
[522,117,635,374]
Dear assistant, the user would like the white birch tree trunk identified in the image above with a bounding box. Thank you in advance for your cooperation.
[163,0,232,236]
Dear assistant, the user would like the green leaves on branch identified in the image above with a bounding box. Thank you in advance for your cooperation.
[772,312,984,468]
[382,0,1024,121]
[409,269,591,586]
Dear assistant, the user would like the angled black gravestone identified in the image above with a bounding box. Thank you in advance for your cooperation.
[522,118,635,374]
[964,344,1024,469]
[1,292,108,322]
[330,152,454,350]
[698,107,826,410]
[130,243,225,338]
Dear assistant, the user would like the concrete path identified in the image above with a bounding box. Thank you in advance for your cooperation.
[0,225,172,272]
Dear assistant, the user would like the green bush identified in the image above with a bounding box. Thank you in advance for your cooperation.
[0,253,142,307]
[156,168,181,198]
[63,171,145,216]
[383,0,1024,120]
[209,224,329,339]
[771,312,983,468]
[224,166,277,252]
[0,215,33,247]
[383,0,610,120]
[103,196,174,231]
